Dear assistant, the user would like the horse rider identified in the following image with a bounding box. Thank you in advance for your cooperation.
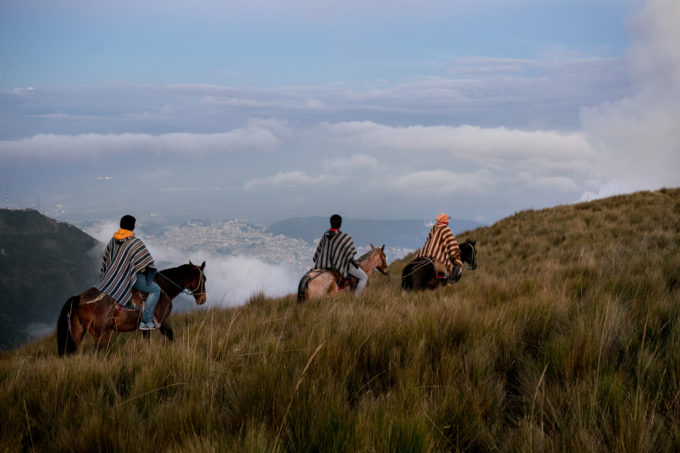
[313,214,368,297]
[94,215,161,330]
[415,213,463,284]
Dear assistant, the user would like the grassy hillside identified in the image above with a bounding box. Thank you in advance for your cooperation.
[1,189,679,452]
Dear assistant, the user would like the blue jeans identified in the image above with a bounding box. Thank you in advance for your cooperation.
[134,271,161,324]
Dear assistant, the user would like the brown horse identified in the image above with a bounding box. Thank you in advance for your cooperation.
[297,245,389,302]
[57,261,206,355]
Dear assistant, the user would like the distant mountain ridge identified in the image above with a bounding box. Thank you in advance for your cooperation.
[0,209,100,350]
[266,217,484,249]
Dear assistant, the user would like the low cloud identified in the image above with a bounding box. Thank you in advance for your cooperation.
[244,153,382,190]
[323,154,380,172]
[316,122,593,167]
[384,169,495,195]
[244,170,335,190]
[83,222,298,308]
[0,127,280,160]
[199,255,297,307]
[144,244,297,308]
[246,123,596,202]
[579,0,680,199]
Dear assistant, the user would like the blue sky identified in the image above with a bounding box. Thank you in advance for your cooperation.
[1,0,678,226]
[2,1,634,88]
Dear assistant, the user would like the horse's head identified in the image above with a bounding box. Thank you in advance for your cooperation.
[187,261,207,305]
[459,239,477,270]
[371,244,389,275]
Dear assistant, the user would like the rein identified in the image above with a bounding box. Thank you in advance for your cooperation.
[397,257,434,280]
[157,267,206,296]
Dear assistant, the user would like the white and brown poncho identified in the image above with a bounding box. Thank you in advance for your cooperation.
[415,223,462,273]
[313,229,357,279]
[94,235,155,305]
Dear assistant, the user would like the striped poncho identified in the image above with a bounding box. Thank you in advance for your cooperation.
[94,235,155,305]
[415,223,462,273]
[313,230,357,279]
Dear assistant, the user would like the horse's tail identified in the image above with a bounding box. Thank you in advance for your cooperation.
[297,274,311,303]
[57,296,79,356]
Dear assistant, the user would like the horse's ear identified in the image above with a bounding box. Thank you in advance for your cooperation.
[200,261,206,270]
[189,260,193,266]
[370,243,375,249]
[381,244,385,251]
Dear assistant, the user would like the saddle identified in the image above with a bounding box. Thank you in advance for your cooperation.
[410,257,447,280]
[307,269,358,291]
[116,289,148,311]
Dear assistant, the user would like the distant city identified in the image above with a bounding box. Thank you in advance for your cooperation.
[147,219,414,276]
[2,193,467,276]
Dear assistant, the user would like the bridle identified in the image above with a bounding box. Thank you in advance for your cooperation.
[185,267,206,296]
[464,242,477,271]
[376,251,389,275]
[158,265,206,297]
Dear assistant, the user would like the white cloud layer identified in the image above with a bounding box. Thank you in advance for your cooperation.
[1,0,676,225]
[0,126,279,159]
[84,222,297,308]
[579,0,680,199]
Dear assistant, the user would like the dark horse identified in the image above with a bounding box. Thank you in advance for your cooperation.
[57,261,206,355]
[401,239,477,290]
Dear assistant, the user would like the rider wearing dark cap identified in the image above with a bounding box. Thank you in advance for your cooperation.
[313,214,368,296]
[94,215,161,330]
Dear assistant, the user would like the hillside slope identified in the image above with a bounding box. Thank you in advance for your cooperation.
[0,209,100,349]
[1,189,679,452]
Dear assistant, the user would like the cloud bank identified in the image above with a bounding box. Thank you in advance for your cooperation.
[84,222,298,308]
[579,0,680,199]
[1,0,676,225]
[0,127,279,159]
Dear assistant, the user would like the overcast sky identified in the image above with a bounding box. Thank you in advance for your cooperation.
[1,0,678,226]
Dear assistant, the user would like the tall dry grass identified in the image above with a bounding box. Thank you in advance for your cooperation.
[1,188,679,452]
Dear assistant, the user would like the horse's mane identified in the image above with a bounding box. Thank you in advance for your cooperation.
[357,248,380,262]
[159,263,189,276]
[157,263,197,283]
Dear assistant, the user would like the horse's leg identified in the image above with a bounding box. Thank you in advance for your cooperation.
[139,295,172,340]
[401,264,414,290]
[297,274,311,302]
[94,329,112,353]
[159,321,174,341]
[70,308,87,350]
[112,308,141,332]
[153,295,172,341]
[57,297,81,355]
[88,304,116,353]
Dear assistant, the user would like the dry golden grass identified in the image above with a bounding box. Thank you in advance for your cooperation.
[1,188,679,452]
